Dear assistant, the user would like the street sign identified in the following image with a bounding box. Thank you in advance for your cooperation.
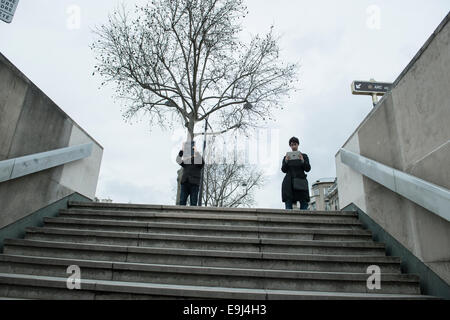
[0,0,19,23]
[351,80,393,96]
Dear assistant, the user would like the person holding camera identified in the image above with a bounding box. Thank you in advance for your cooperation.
[176,141,205,206]
[281,137,311,210]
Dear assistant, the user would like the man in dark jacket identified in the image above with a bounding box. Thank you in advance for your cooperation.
[281,137,311,210]
[176,142,205,206]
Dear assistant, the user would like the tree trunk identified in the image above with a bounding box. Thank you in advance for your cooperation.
[186,120,195,142]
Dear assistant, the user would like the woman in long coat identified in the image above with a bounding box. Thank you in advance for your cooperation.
[281,137,311,210]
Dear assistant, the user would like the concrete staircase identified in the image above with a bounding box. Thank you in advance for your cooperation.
[0,201,439,299]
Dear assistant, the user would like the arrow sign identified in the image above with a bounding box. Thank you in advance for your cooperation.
[0,0,20,23]
[351,80,393,96]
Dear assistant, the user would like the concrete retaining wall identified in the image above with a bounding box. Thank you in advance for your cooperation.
[0,53,103,230]
[336,14,450,284]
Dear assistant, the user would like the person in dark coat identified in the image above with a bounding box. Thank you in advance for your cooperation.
[176,142,205,206]
[281,137,311,210]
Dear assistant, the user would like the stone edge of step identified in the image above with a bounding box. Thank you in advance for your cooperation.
[0,273,436,300]
[24,227,384,248]
[44,217,372,236]
[0,254,417,282]
[67,201,357,217]
[59,209,361,225]
[59,209,362,227]
[3,238,399,263]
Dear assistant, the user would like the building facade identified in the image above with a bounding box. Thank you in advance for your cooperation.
[324,178,339,211]
[308,178,336,211]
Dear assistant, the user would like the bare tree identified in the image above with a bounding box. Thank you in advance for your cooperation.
[202,161,264,207]
[201,135,264,207]
[91,0,298,140]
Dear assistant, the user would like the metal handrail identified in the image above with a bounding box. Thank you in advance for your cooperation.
[0,143,93,183]
[340,148,450,222]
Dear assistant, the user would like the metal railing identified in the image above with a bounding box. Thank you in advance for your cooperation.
[340,148,450,222]
[0,143,93,183]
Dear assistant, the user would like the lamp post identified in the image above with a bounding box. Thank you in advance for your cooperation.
[198,116,209,207]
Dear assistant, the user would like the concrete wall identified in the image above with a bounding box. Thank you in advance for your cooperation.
[0,53,103,230]
[336,14,450,284]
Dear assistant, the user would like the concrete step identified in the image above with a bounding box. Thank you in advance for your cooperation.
[68,201,357,218]
[0,201,433,300]
[61,207,360,221]
[23,227,386,255]
[0,273,438,300]
[58,209,364,229]
[3,239,401,273]
[0,254,420,294]
[43,217,373,241]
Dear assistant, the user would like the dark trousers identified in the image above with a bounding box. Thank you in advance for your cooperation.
[180,182,200,206]
[285,200,309,210]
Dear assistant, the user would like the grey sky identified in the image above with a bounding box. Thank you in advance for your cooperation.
[1,1,449,208]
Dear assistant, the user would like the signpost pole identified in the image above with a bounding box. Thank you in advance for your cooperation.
[370,78,378,107]
[372,93,378,107]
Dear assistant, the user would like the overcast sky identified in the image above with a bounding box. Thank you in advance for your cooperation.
[1,1,449,209]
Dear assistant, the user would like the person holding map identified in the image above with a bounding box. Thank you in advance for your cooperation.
[281,137,311,210]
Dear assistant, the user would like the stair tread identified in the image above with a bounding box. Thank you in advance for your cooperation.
[26,227,382,247]
[0,254,415,281]
[68,201,357,216]
[4,238,398,262]
[45,217,371,235]
[0,273,437,300]
[60,209,361,224]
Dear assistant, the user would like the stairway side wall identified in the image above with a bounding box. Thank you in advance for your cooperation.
[0,53,103,230]
[336,14,450,284]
